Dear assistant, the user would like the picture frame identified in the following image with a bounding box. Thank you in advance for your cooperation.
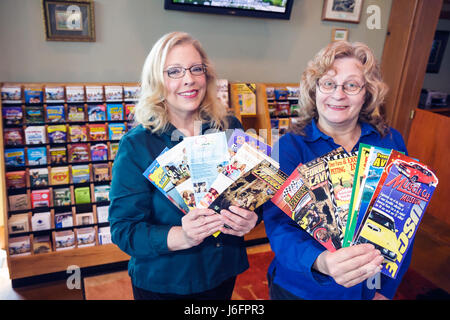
[42,0,95,42]
[322,0,364,24]
[426,30,449,74]
[332,28,349,42]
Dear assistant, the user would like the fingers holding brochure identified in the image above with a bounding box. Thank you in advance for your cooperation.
[219,206,258,237]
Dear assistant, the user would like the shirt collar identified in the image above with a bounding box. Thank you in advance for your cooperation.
[304,119,379,142]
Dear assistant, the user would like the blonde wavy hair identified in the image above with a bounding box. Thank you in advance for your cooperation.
[134,31,228,133]
[291,41,389,137]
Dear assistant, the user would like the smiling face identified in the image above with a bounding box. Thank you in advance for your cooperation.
[163,43,207,120]
[316,57,366,131]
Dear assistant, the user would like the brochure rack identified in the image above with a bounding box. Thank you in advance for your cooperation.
[1,81,290,283]
[230,82,299,146]
[1,82,133,282]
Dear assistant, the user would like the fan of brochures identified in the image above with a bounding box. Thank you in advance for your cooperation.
[143,129,288,215]
[143,129,439,279]
[271,143,439,279]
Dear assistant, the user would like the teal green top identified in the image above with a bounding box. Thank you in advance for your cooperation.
[108,117,249,294]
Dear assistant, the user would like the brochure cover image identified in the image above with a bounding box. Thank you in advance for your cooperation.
[143,148,189,214]
[209,160,287,214]
[354,150,438,278]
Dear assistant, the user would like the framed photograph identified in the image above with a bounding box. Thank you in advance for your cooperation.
[322,0,364,24]
[42,0,95,42]
[427,30,449,74]
[332,28,349,42]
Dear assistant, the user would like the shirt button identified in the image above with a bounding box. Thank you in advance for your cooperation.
[216,242,222,248]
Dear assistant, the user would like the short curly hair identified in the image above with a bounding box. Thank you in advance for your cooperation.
[291,41,389,137]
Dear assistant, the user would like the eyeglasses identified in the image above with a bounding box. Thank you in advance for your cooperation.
[164,64,207,79]
[317,79,365,95]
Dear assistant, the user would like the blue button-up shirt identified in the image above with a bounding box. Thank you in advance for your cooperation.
[263,120,411,299]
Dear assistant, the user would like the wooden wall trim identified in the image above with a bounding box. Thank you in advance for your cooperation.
[381,0,443,142]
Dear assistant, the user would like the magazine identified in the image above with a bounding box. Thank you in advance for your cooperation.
[8,193,29,211]
[30,168,49,187]
[91,143,108,161]
[183,132,231,206]
[46,105,65,122]
[8,213,30,234]
[9,236,31,256]
[86,86,104,102]
[66,86,85,103]
[5,171,27,189]
[25,106,45,123]
[27,147,47,165]
[88,104,106,121]
[124,86,140,102]
[2,106,23,125]
[72,164,90,183]
[272,149,343,251]
[143,147,189,214]
[343,143,371,247]
[53,188,71,207]
[105,86,123,102]
[69,144,90,162]
[5,148,25,167]
[4,128,24,146]
[24,126,46,144]
[156,139,196,209]
[107,104,124,121]
[1,86,22,104]
[50,166,70,185]
[45,87,65,103]
[354,150,438,279]
[108,123,126,140]
[48,124,67,144]
[199,142,277,208]
[24,88,43,104]
[68,105,85,121]
[209,160,287,214]
[55,211,73,228]
[31,189,50,208]
[55,230,75,251]
[231,83,256,115]
[326,150,358,237]
[49,147,67,164]
[227,128,272,157]
[351,146,392,240]
[69,125,88,142]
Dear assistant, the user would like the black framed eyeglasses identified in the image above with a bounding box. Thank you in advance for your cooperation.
[317,79,365,95]
[164,64,207,79]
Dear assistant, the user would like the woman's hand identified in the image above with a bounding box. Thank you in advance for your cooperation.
[168,208,223,251]
[313,244,384,288]
[219,206,258,237]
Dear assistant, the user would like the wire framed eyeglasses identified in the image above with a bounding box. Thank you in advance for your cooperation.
[317,79,365,95]
[164,64,207,79]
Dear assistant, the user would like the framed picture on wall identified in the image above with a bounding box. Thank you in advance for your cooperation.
[322,0,364,24]
[42,0,95,42]
[331,28,349,42]
[426,30,449,74]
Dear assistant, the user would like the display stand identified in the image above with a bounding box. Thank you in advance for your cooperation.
[1,82,134,282]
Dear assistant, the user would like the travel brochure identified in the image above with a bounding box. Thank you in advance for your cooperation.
[143,129,286,220]
[272,145,439,278]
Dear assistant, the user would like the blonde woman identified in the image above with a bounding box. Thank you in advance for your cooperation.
[263,41,410,300]
[109,32,258,300]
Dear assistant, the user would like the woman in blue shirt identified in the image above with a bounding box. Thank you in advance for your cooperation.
[263,41,411,300]
[109,32,258,299]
